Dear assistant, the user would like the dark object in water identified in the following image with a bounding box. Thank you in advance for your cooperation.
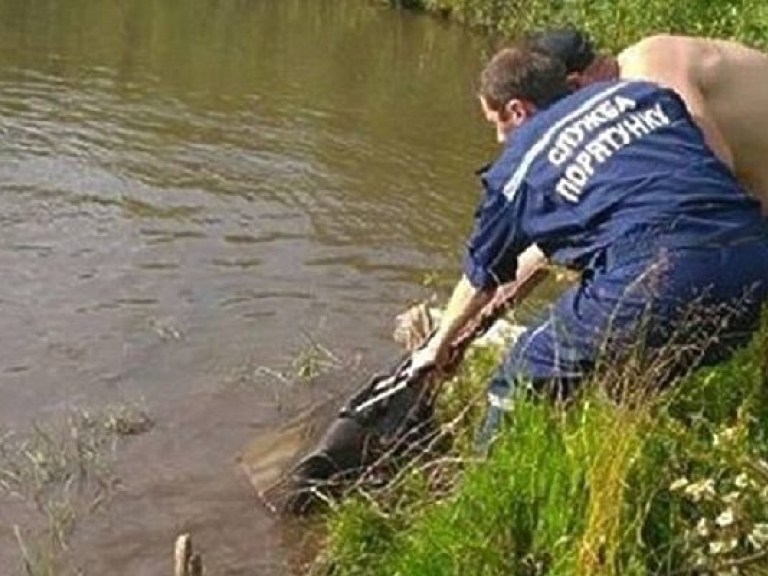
[259,265,550,515]
[255,355,438,515]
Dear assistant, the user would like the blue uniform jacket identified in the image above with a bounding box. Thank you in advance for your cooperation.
[463,80,766,290]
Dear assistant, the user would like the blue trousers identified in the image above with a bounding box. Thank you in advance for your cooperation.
[477,237,768,448]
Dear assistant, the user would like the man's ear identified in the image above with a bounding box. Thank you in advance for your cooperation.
[566,72,584,90]
[583,56,620,84]
[505,98,535,125]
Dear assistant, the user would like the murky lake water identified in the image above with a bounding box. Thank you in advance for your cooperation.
[0,1,523,573]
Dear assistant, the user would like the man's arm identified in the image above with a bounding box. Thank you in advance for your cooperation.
[409,172,543,371]
[411,244,548,371]
[415,274,495,369]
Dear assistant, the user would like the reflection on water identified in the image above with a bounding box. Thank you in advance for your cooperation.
[0,0,507,573]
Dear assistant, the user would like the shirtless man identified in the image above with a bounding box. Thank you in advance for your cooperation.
[529,27,768,213]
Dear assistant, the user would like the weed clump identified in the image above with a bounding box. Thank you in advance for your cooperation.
[0,403,153,575]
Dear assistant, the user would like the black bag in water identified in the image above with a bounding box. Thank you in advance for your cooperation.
[262,354,439,515]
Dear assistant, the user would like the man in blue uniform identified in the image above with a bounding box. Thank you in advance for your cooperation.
[410,45,768,446]
[526,26,768,214]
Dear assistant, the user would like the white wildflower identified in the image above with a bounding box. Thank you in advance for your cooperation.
[696,517,711,538]
[748,523,768,550]
[669,477,689,491]
[713,427,738,447]
[715,508,735,528]
[748,533,764,551]
[710,540,727,555]
[692,549,708,568]
[735,473,750,489]
[709,538,739,555]
[684,478,717,502]
[722,491,741,505]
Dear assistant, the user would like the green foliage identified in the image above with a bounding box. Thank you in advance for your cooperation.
[316,4,768,574]
[316,311,768,575]
[402,0,768,50]
[318,499,403,576]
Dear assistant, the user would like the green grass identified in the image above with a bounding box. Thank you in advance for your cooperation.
[386,0,768,51]
[310,310,768,575]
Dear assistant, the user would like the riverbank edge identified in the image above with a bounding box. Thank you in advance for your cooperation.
[311,308,768,575]
[383,0,768,51]
[309,4,768,575]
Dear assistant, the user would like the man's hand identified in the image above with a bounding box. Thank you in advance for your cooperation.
[404,274,495,378]
[407,336,450,379]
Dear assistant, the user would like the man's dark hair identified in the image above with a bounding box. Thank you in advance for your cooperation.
[479,45,570,111]
[527,25,596,74]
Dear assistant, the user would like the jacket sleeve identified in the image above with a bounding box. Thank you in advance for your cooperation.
[462,183,531,290]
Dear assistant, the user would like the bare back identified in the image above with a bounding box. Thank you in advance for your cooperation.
[618,35,768,214]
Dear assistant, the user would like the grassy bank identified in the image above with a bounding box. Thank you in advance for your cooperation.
[303,4,768,575]
[387,0,768,50]
[310,4,768,574]
[311,309,768,575]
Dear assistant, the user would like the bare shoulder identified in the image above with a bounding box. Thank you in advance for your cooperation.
[622,34,680,55]
[620,35,707,65]
[707,37,768,69]
[618,35,678,78]
[617,35,737,170]
[618,34,721,82]
[619,35,675,62]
